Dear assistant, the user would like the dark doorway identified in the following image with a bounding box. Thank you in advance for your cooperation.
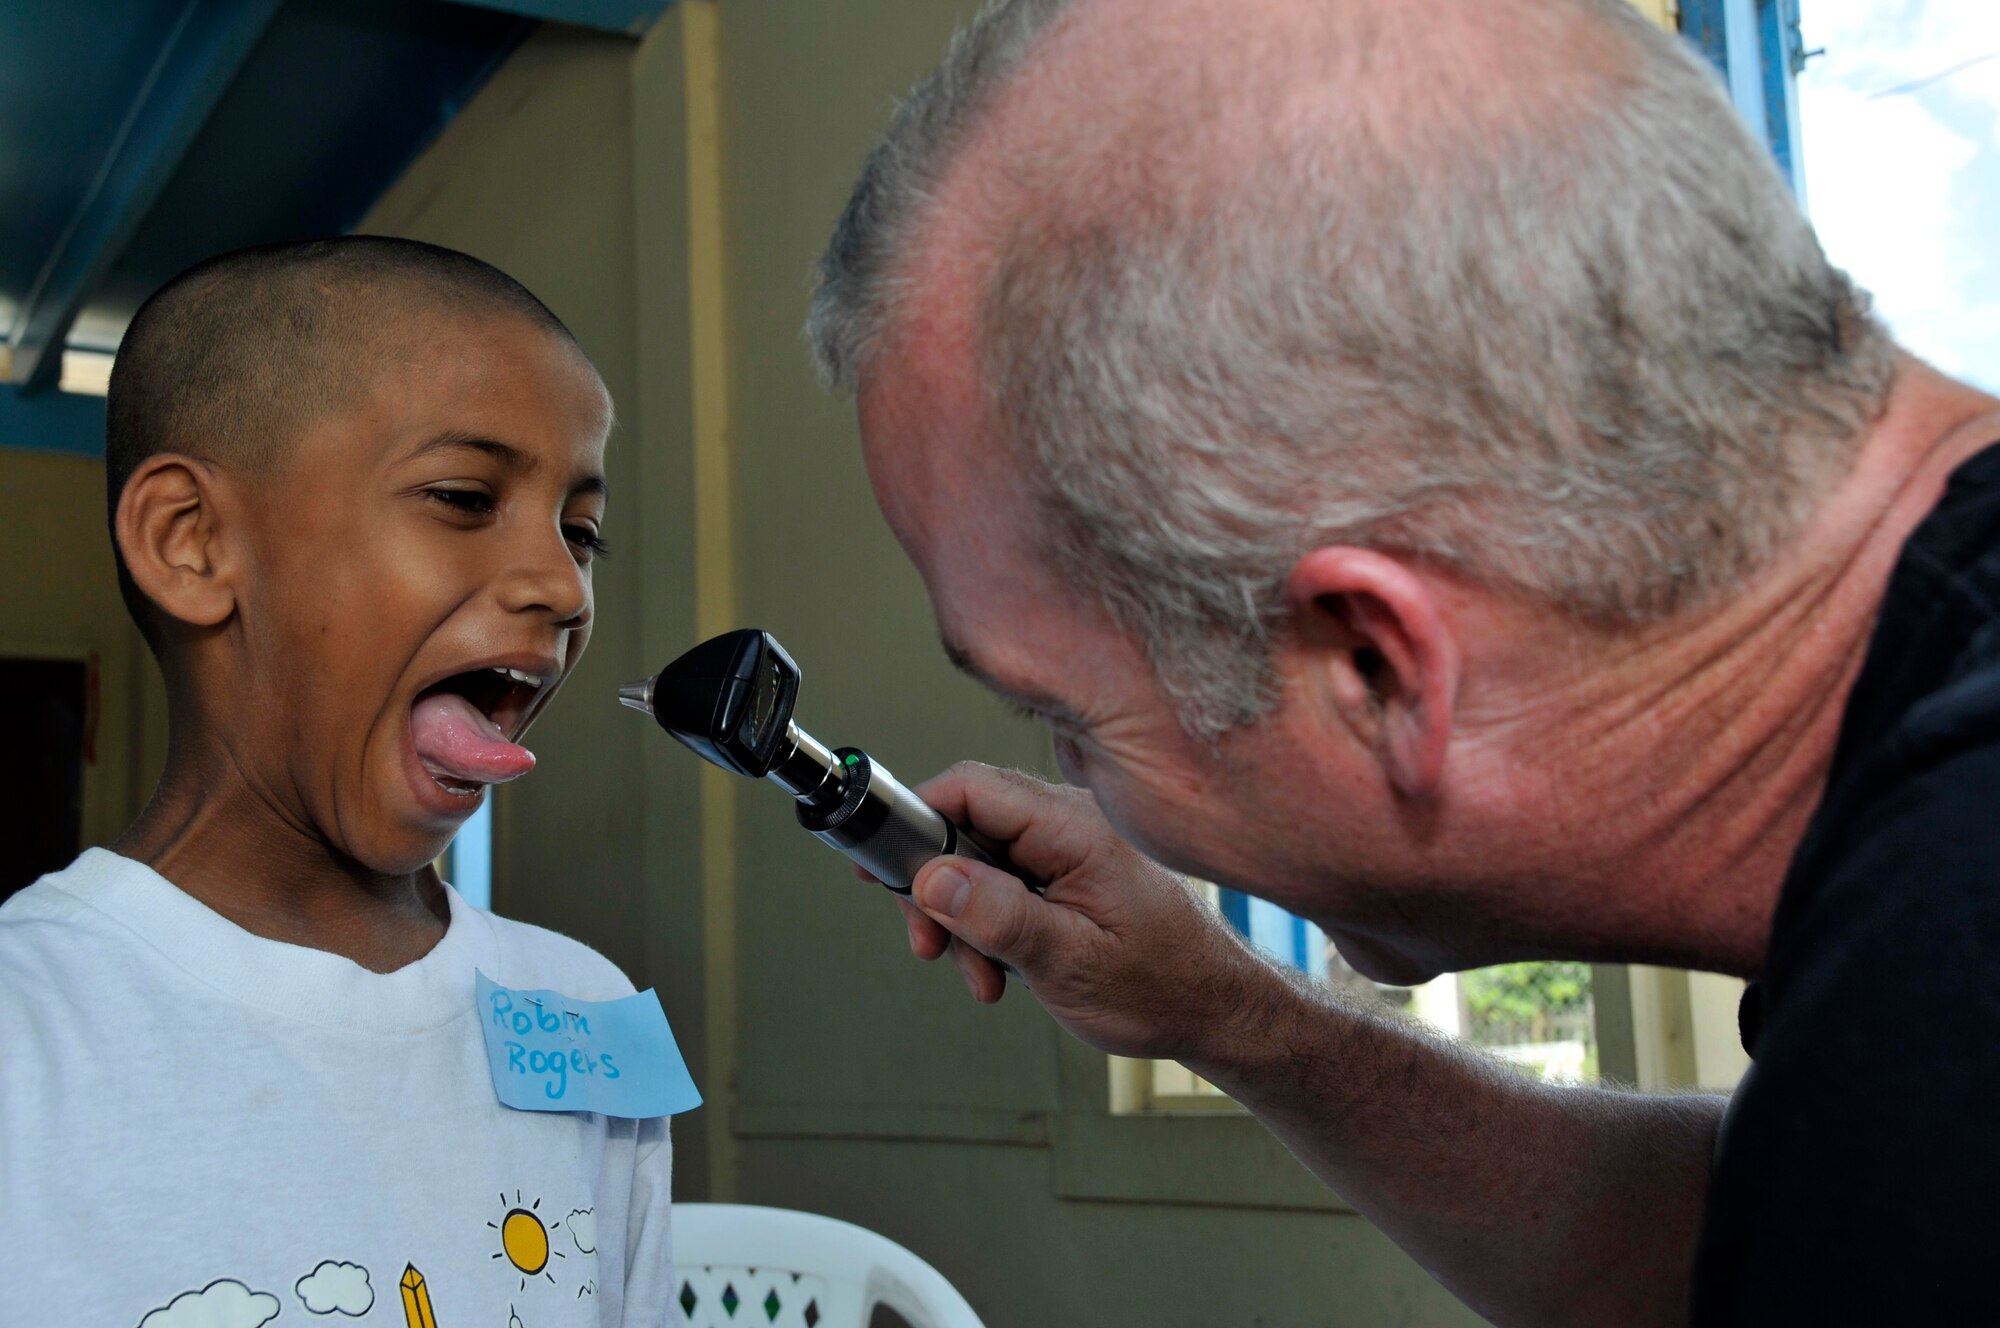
[1,657,88,905]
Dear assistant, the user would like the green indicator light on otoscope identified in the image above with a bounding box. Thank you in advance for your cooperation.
[843,754,861,767]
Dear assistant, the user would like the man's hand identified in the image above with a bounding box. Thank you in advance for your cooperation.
[891,762,1274,1064]
[892,761,1723,1328]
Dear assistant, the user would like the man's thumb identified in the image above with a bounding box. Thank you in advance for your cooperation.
[913,854,1035,961]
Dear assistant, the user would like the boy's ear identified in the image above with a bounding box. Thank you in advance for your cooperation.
[115,455,241,633]
[1280,547,1461,798]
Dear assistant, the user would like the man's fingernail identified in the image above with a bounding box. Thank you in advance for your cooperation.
[925,865,971,918]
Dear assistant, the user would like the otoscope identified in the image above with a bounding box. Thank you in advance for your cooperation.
[618,629,1047,901]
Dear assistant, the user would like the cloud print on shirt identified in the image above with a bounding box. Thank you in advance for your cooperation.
[295,1260,375,1316]
[567,1208,598,1255]
[137,1279,281,1328]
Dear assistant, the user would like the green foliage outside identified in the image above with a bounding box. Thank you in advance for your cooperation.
[1461,961,1597,1081]
[1462,961,1591,1042]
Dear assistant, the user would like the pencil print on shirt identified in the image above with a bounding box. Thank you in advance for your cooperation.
[399,1264,438,1328]
[296,1260,374,1316]
[489,1190,567,1292]
[136,1278,281,1328]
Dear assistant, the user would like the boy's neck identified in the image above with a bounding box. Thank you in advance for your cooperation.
[115,743,451,974]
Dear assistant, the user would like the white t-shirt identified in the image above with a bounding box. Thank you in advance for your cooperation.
[0,849,676,1328]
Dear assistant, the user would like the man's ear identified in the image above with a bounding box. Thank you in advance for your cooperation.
[1281,547,1461,798]
[115,455,240,632]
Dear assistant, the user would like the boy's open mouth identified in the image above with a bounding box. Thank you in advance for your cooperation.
[410,665,549,797]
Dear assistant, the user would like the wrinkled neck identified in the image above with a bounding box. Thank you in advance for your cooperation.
[1482,363,2000,974]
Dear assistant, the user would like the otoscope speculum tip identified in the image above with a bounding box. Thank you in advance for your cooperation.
[617,677,655,717]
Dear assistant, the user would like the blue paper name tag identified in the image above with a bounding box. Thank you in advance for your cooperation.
[476,970,702,1118]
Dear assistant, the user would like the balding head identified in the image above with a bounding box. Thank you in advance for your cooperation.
[941,0,1640,227]
[107,236,588,645]
[815,0,1697,387]
[812,0,1896,738]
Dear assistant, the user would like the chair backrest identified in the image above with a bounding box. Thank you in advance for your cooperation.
[673,1203,985,1328]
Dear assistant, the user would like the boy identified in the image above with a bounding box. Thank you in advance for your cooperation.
[0,238,675,1325]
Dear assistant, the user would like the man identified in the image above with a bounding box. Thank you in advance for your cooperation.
[808,0,2000,1324]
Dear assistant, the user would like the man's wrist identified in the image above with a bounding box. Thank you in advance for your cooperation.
[1175,934,1325,1084]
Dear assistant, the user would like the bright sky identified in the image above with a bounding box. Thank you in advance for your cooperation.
[1798,0,2000,391]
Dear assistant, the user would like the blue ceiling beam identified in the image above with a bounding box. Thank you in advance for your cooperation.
[7,0,285,394]
[451,0,672,37]
[0,386,107,460]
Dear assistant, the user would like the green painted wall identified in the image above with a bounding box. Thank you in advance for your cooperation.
[357,10,1491,1325]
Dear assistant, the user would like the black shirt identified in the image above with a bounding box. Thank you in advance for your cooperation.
[1691,441,2000,1322]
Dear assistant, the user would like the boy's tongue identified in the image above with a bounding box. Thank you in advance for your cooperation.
[411,692,536,786]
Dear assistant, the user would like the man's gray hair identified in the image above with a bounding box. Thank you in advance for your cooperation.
[808,0,1898,739]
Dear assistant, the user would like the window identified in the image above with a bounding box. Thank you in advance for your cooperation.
[1221,891,1599,1083]
[1123,888,1602,1113]
[1216,889,1327,980]
[440,794,493,911]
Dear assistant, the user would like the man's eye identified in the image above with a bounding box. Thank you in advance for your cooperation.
[1004,697,1084,744]
[1002,699,1045,726]
[426,487,496,515]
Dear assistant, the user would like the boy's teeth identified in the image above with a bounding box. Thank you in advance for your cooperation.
[491,666,544,686]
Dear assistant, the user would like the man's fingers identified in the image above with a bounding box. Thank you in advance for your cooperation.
[913,851,1091,976]
[946,936,1007,1003]
[899,889,1005,1001]
[915,762,1070,848]
[896,896,951,960]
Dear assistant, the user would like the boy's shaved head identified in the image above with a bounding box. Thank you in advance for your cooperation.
[106,235,587,643]
[105,232,613,891]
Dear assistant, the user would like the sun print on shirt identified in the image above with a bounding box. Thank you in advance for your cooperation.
[490,1191,567,1292]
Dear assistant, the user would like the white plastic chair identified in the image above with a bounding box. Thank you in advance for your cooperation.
[673,1203,986,1328]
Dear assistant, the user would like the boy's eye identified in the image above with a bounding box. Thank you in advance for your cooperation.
[425,487,496,516]
[564,524,611,559]
[423,486,606,559]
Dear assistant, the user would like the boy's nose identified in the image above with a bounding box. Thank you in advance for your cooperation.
[500,529,592,627]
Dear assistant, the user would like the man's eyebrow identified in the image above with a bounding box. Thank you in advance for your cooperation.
[407,431,609,499]
[941,637,1085,725]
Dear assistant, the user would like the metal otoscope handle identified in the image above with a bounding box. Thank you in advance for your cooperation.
[618,629,1047,946]
[792,745,1045,899]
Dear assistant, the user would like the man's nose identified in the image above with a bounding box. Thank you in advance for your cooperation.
[499,525,592,629]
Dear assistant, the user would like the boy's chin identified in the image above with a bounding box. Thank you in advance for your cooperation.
[378,727,502,870]
[345,823,466,879]
[347,783,485,877]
